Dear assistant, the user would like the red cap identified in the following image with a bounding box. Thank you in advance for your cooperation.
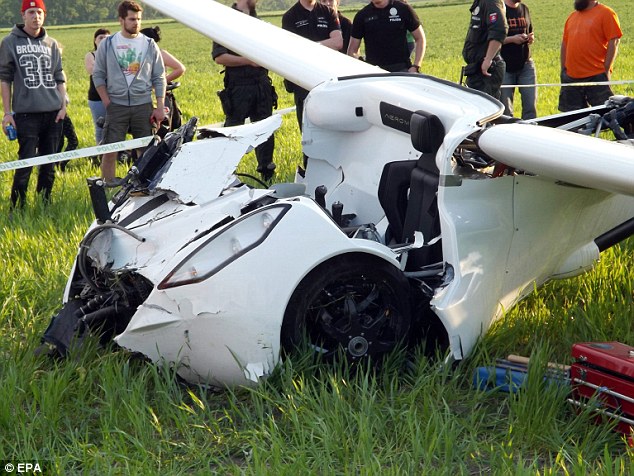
[22,0,46,13]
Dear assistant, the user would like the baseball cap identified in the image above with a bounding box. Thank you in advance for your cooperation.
[22,0,46,13]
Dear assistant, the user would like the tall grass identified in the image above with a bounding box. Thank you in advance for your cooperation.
[0,0,633,473]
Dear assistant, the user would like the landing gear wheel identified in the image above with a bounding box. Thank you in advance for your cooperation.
[282,255,411,362]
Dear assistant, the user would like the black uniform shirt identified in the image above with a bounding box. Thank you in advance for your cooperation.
[212,4,268,82]
[351,0,420,69]
[282,1,341,42]
[462,0,508,65]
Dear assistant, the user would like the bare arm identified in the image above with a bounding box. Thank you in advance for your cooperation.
[604,37,620,78]
[56,82,67,122]
[96,84,110,108]
[84,52,95,75]
[409,26,426,72]
[504,33,529,45]
[320,29,343,51]
[161,50,186,83]
[214,53,260,68]
[1,81,15,132]
[481,40,502,77]
[347,36,361,58]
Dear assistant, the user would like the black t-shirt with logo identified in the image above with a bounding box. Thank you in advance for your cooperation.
[500,2,532,72]
[351,0,420,70]
[282,2,341,42]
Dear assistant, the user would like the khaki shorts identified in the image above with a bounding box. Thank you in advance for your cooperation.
[102,102,154,144]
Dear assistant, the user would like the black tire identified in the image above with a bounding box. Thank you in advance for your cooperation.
[281,254,411,362]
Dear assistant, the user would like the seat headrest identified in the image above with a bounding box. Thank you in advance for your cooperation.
[410,112,445,154]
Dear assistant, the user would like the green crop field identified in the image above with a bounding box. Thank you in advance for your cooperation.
[0,0,633,473]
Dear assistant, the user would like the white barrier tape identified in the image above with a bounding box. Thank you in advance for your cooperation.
[501,79,634,89]
[0,136,153,173]
[199,105,296,129]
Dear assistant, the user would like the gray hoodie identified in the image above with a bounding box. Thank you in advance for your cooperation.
[0,25,65,114]
[92,32,166,107]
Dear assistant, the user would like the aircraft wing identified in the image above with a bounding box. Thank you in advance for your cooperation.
[148,0,634,198]
[146,0,381,91]
[478,124,634,197]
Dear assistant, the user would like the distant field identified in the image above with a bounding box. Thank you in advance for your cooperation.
[0,0,633,473]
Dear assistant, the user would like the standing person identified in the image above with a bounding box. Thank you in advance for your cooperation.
[92,0,166,182]
[347,0,426,73]
[282,0,342,132]
[84,28,110,145]
[321,0,352,54]
[212,0,276,181]
[500,0,536,119]
[462,0,508,100]
[558,0,622,112]
[140,26,186,83]
[0,0,66,209]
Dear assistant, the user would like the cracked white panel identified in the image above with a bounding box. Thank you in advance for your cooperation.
[156,115,282,204]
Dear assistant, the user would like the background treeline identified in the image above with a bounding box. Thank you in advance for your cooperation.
[0,0,160,27]
[0,0,452,27]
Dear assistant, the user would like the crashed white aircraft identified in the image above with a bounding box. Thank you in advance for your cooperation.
[40,0,634,386]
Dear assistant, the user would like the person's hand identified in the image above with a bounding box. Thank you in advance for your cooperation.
[55,107,66,123]
[511,34,528,45]
[150,107,166,126]
[527,32,535,44]
[481,57,493,77]
[2,113,15,131]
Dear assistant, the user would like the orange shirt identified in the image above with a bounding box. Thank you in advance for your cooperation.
[562,3,622,78]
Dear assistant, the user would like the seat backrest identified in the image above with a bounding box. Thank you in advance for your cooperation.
[403,112,445,268]
[411,111,445,154]
[377,112,445,255]
[410,112,445,174]
[378,160,417,243]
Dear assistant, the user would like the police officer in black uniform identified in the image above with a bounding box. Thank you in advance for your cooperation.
[282,0,342,133]
[462,0,508,99]
[212,0,276,181]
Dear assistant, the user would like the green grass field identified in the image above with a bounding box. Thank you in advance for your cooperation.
[0,0,633,473]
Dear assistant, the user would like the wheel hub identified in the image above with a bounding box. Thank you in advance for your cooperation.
[347,335,369,357]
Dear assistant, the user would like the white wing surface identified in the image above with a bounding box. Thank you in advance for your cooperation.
[145,0,381,91]
[147,0,634,198]
[478,124,634,196]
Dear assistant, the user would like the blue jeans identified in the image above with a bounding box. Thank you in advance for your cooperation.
[11,111,63,207]
[88,99,106,144]
[501,59,537,120]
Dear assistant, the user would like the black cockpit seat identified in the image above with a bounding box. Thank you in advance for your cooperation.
[378,111,445,270]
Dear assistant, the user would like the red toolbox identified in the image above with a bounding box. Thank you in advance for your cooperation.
[569,342,634,435]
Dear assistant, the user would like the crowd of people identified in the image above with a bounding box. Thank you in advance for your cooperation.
[0,0,623,208]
